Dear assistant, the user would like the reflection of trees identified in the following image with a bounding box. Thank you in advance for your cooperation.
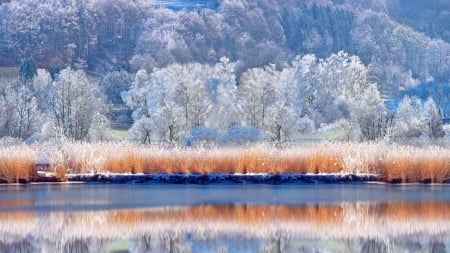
[161,233,175,253]
[396,239,422,252]
[0,239,35,253]
[361,239,387,253]
[139,235,152,252]
[3,204,450,252]
[2,235,450,253]
[130,236,152,253]
[430,240,446,253]
[160,233,191,253]
[260,233,297,253]
[51,238,107,253]
[64,239,89,253]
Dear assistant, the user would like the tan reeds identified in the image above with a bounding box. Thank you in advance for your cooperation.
[0,145,36,183]
[376,145,450,183]
[2,142,450,183]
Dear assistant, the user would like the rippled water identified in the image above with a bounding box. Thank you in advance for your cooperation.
[0,184,449,252]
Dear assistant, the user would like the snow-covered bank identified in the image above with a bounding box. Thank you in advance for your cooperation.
[66,173,380,184]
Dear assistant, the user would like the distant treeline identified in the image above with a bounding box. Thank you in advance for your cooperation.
[0,0,449,84]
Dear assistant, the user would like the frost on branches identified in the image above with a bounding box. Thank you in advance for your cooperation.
[124,52,398,144]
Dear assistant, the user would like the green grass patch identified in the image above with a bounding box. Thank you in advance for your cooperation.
[110,128,129,141]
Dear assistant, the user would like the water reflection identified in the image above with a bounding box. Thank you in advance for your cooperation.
[0,202,450,252]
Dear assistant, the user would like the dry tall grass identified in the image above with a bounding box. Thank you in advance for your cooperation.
[2,142,450,183]
[0,145,36,183]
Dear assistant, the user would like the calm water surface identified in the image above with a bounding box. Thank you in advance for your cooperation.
[0,183,450,252]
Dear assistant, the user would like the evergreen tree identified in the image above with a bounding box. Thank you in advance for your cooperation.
[18,56,37,82]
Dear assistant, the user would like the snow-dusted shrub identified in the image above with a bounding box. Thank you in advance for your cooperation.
[46,67,109,141]
[220,126,262,146]
[393,96,425,139]
[128,117,159,144]
[185,127,219,147]
[424,97,445,139]
[88,113,113,142]
[295,117,315,134]
[394,96,444,141]
[444,125,450,137]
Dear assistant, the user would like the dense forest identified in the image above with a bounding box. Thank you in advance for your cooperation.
[0,0,449,145]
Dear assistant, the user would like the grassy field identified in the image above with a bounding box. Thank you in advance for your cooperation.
[2,142,450,183]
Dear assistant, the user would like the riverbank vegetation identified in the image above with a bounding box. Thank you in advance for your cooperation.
[0,145,36,183]
[2,142,450,184]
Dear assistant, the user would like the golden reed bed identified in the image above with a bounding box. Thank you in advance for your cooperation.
[0,202,450,240]
[1,142,450,183]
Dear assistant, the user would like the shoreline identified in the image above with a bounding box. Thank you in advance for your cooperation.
[66,172,380,184]
[4,172,450,185]
[2,172,433,185]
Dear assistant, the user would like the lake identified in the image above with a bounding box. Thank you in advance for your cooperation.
[0,183,449,252]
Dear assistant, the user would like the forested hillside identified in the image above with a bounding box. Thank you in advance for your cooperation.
[0,0,449,144]
[1,0,448,81]
[387,0,450,43]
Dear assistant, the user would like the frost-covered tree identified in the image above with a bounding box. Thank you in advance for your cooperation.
[0,82,42,140]
[238,64,278,131]
[423,97,445,139]
[88,113,112,142]
[31,69,53,112]
[128,117,159,144]
[152,63,213,142]
[280,51,389,141]
[206,57,241,130]
[393,96,425,140]
[123,52,391,144]
[165,63,212,130]
[122,69,153,120]
[264,66,299,142]
[284,54,324,122]
[45,67,109,140]
[393,96,445,140]
[125,57,241,144]
[124,63,215,143]
[348,83,391,141]
[32,69,52,94]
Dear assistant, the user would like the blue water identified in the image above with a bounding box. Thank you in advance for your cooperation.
[1,183,450,211]
[1,183,450,252]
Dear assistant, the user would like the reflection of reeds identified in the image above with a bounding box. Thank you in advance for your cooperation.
[1,202,450,240]
[3,142,450,182]
[0,211,36,235]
